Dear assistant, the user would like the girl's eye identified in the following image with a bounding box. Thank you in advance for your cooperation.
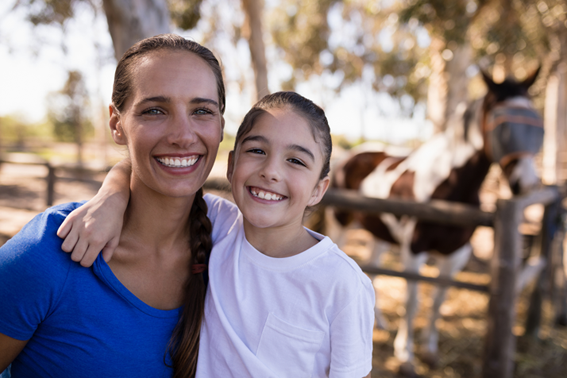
[288,158,306,167]
[246,148,265,155]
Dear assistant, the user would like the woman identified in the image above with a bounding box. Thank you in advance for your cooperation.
[0,34,226,377]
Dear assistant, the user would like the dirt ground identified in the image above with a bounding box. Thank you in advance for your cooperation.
[1,161,566,377]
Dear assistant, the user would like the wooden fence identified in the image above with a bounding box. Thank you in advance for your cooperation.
[2,157,565,378]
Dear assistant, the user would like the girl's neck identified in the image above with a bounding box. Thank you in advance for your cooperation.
[242,220,319,258]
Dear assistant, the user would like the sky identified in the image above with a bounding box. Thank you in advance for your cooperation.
[0,0,433,144]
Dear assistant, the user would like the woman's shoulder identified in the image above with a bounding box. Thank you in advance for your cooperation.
[1,201,86,275]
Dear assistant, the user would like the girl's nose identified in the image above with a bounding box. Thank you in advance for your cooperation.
[260,158,281,182]
[167,114,198,148]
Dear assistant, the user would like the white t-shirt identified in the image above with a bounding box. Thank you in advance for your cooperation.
[199,194,375,378]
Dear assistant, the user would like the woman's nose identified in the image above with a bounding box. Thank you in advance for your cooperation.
[167,114,198,148]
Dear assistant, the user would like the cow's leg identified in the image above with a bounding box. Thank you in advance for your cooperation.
[394,246,428,376]
[420,243,472,367]
[367,238,391,330]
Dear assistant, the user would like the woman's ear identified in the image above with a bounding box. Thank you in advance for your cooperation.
[307,176,330,207]
[109,105,127,145]
[226,151,234,182]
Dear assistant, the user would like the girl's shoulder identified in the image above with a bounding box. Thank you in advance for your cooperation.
[203,193,242,242]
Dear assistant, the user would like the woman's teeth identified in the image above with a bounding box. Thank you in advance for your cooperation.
[250,187,284,201]
[157,156,198,168]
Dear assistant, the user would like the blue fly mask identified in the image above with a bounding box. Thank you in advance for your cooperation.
[484,105,544,168]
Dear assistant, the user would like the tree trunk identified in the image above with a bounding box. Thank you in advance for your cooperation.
[543,57,567,185]
[102,0,170,61]
[427,37,472,133]
[241,0,269,101]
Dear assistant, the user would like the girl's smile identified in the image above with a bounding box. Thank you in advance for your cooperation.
[248,186,286,201]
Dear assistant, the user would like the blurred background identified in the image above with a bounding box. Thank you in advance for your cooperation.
[1,1,567,377]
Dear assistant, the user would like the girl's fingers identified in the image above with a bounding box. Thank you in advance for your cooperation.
[57,215,74,239]
[80,243,101,268]
[70,239,89,264]
[101,237,120,263]
[60,229,80,253]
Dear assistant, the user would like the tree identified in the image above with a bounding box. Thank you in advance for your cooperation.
[242,0,269,100]
[48,70,92,165]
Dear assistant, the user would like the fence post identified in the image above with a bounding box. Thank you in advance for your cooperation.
[483,198,522,378]
[524,190,560,337]
[46,164,56,207]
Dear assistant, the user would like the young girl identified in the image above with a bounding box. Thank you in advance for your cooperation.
[60,91,375,377]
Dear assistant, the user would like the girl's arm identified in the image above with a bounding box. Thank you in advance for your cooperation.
[57,159,132,267]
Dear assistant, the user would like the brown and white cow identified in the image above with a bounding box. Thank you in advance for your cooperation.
[330,69,543,376]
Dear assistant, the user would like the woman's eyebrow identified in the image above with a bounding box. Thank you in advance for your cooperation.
[190,97,219,107]
[134,96,219,107]
[135,96,171,106]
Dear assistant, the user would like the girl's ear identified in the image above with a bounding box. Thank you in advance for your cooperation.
[307,176,330,207]
[109,105,127,145]
[226,151,235,182]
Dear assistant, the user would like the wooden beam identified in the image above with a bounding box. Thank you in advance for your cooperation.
[360,266,489,292]
[321,188,494,227]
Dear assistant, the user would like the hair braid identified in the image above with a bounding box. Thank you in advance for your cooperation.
[169,188,212,378]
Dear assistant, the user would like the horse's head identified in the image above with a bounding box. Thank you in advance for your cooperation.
[480,68,543,195]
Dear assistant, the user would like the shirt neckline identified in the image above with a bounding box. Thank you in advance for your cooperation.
[241,228,333,271]
[93,256,182,318]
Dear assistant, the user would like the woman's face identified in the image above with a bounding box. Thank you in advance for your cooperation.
[110,50,224,199]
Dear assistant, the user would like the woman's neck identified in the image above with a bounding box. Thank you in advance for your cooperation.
[242,220,319,258]
[121,183,195,254]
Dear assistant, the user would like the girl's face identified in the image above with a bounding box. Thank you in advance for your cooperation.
[227,107,330,233]
[110,50,224,199]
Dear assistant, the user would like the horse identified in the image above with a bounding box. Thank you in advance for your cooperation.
[329,68,543,376]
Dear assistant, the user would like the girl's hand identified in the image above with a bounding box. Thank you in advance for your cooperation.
[57,159,132,267]
[57,191,126,267]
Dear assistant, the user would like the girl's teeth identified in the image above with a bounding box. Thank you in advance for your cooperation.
[251,188,282,201]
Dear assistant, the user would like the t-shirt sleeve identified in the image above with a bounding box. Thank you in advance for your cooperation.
[329,275,375,378]
[0,206,74,340]
[204,193,241,244]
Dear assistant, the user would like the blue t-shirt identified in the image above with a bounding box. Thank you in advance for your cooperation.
[0,202,182,377]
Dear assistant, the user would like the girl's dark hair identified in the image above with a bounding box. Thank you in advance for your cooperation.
[234,91,332,179]
[113,34,220,378]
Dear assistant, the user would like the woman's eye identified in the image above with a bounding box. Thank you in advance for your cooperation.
[194,108,213,115]
[143,108,164,116]
[288,158,306,167]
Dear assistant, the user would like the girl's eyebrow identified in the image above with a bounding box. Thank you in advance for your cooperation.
[242,135,315,162]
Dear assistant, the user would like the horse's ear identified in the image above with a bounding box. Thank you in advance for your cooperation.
[481,69,498,92]
[522,65,541,89]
